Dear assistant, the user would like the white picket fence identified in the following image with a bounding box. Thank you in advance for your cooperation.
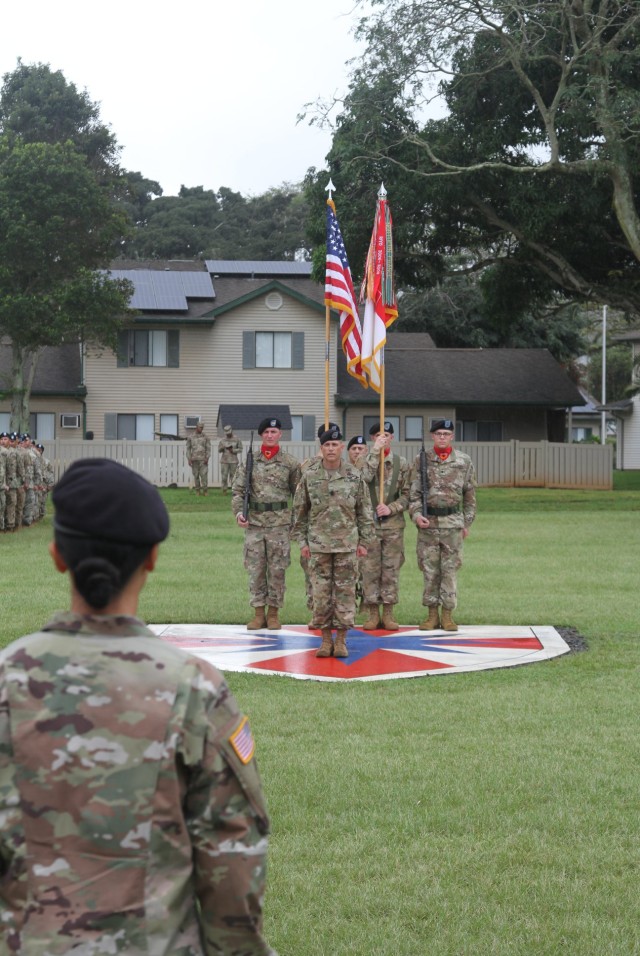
[46,439,613,489]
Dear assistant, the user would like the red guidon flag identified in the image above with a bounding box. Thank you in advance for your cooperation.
[360,188,398,393]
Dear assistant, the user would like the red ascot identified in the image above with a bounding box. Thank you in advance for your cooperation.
[261,444,279,459]
[383,448,391,458]
[434,446,452,461]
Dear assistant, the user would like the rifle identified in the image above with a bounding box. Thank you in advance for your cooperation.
[241,431,254,521]
[419,440,429,520]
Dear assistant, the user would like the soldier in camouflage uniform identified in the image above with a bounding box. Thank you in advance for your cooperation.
[300,422,339,629]
[0,458,277,956]
[292,426,374,659]
[36,443,54,520]
[20,434,38,526]
[14,433,28,529]
[185,421,211,495]
[409,419,477,631]
[218,424,243,494]
[232,417,301,630]
[357,422,412,632]
[0,432,8,531]
[4,433,20,532]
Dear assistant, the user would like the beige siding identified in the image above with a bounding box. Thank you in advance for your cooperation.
[83,291,340,440]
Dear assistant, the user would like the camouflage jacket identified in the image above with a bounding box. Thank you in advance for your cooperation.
[218,436,243,464]
[231,449,301,529]
[185,433,211,462]
[4,447,19,490]
[356,449,412,531]
[0,448,6,489]
[408,448,477,530]
[291,458,375,553]
[0,612,276,956]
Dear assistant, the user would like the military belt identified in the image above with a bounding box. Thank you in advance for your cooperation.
[426,505,461,517]
[250,500,289,512]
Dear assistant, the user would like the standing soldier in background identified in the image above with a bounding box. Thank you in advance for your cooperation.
[185,421,211,496]
[218,424,243,494]
[357,422,412,631]
[347,434,368,466]
[300,422,339,629]
[0,432,7,531]
[232,417,301,630]
[292,426,374,659]
[20,435,38,526]
[2,433,18,532]
[36,443,55,520]
[409,419,477,632]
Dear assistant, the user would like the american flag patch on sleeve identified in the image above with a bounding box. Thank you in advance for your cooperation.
[229,717,256,764]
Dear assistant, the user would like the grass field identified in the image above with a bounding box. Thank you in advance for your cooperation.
[2,476,640,954]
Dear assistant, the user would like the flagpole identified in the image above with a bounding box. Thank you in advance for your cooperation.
[324,179,336,431]
[377,184,387,503]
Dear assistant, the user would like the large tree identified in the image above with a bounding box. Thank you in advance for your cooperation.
[0,61,132,431]
[304,1,640,321]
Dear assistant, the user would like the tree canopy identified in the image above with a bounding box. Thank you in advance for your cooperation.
[120,182,311,261]
[0,61,132,431]
[304,0,640,329]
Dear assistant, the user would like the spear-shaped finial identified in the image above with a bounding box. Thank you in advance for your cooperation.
[378,182,387,199]
[325,179,336,200]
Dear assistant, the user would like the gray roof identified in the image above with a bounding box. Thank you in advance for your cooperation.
[0,343,84,395]
[386,331,436,350]
[217,404,292,432]
[337,341,585,407]
[109,268,214,311]
[209,276,326,312]
[206,260,312,277]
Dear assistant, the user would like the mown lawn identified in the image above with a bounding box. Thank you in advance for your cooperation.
[2,478,640,954]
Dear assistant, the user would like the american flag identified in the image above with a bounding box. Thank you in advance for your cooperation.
[325,199,366,385]
[229,717,255,764]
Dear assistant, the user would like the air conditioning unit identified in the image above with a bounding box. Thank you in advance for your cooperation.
[61,414,81,429]
[184,415,201,429]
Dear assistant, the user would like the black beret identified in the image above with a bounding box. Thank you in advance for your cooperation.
[347,435,366,450]
[319,426,343,445]
[317,421,338,439]
[258,417,281,435]
[0,432,9,439]
[53,459,170,546]
[369,421,394,436]
[430,419,455,433]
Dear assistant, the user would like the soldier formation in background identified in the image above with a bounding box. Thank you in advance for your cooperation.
[0,432,54,533]
[185,421,211,495]
[218,424,243,494]
[231,414,477,655]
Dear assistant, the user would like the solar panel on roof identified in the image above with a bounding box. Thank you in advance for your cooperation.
[107,269,213,311]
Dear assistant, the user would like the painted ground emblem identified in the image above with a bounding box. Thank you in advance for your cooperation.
[150,624,570,682]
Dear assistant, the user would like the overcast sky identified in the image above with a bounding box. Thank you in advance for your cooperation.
[0,0,364,198]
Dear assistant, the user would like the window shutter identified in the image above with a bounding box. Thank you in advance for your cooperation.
[104,414,118,440]
[302,415,316,441]
[116,330,129,368]
[167,330,180,367]
[292,332,304,369]
[242,331,255,369]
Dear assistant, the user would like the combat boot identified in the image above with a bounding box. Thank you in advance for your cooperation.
[247,606,267,629]
[266,606,281,630]
[361,604,381,630]
[316,629,334,658]
[334,629,348,658]
[381,605,399,631]
[419,606,440,631]
[441,608,458,632]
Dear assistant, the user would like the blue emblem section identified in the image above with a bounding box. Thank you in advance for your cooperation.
[226,628,473,666]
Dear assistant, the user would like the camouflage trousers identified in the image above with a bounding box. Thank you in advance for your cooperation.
[190,460,208,491]
[416,528,464,610]
[220,462,238,491]
[300,551,313,609]
[23,488,36,525]
[5,489,16,530]
[361,527,405,605]
[244,525,291,608]
[309,550,359,630]
[0,490,4,530]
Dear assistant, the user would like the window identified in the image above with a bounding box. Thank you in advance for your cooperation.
[117,330,179,368]
[105,414,155,440]
[405,416,423,441]
[0,412,10,433]
[456,420,503,441]
[363,415,400,439]
[29,413,56,440]
[243,331,304,369]
[159,414,179,439]
[291,415,317,441]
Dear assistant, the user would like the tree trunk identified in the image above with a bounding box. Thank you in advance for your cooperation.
[9,344,42,434]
